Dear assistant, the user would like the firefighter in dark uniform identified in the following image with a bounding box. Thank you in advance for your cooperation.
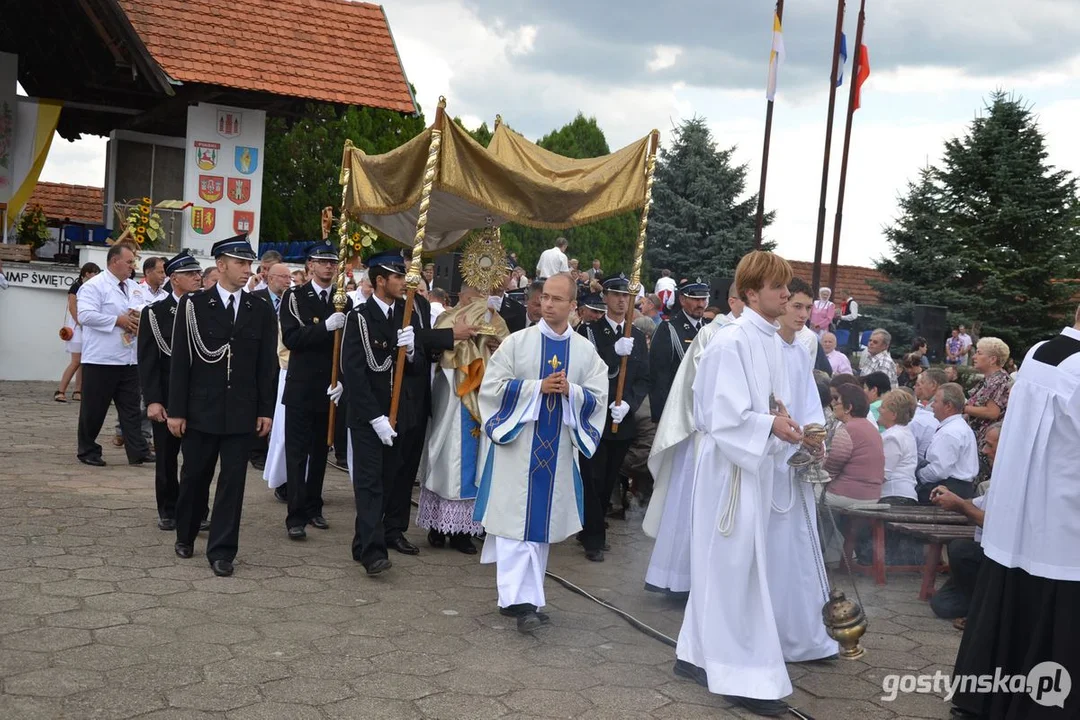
[577,275,650,562]
[137,250,208,532]
[491,262,527,333]
[340,251,427,575]
[278,242,354,540]
[648,279,709,422]
[168,235,278,577]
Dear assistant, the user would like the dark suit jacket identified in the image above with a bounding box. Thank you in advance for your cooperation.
[137,294,179,408]
[499,294,527,334]
[279,281,354,411]
[580,317,650,439]
[168,288,278,435]
[648,314,700,422]
[404,293,454,426]
[340,296,427,432]
[250,287,281,314]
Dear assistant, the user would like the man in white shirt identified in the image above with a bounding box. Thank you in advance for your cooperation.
[347,268,372,307]
[915,382,979,502]
[859,328,898,388]
[534,237,570,279]
[428,287,449,327]
[836,292,860,352]
[910,368,944,459]
[246,249,282,292]
[76,244,154,467]
[951,309,1080,718]
[138,256,169,306]
[653,269,677,310]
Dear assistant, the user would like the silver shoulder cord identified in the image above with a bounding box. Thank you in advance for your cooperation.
[669,323,685,362]
[355,313,392,374]
[148,307,171,357]
[288,292,304,327]
[185,299,231,379]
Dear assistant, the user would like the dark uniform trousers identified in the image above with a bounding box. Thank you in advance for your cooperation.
[580,440,632,552]
[77,364,150,463]
[152,421,181,519]
[284,406,330,529]
[349,423,401,566]
[176,429,251,562]
[387,424,423,541]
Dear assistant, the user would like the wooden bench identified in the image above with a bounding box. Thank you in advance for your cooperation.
[886,522,977,601]
[832,506,968,586]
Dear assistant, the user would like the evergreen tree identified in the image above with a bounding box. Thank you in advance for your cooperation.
[646,117,770,283]
[262,101,426,241]
[870,92,1080,356]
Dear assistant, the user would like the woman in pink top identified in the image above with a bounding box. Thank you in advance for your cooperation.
[809,286,835,337]
[824,384,885,505]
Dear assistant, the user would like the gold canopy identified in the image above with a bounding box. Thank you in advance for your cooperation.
[340,113,653,253]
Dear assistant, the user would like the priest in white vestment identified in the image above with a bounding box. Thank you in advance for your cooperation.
[418,286,509,554]
[474,274,608,633]
[951,308,1080,719]
[674,251,807,718]
[770,278,838,663]
[642,319,725,596]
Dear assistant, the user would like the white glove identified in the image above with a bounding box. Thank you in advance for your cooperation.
[614,336,635,357]
[325,312,346,332]
[487,295,503,312]
[370,415,397,446]
[326,381,343,406]
[397,326,415,354]
[609,401,631,424]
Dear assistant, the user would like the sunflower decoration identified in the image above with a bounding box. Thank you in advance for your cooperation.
[339,218,392,264]
[126,197,164,249]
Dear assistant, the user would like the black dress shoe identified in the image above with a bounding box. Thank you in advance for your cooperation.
[274,487,287,503]
[287,526,307,540]
[199,519,211,532]
[158,517,176,531]
[129,453,156,465]
[499,603,533,618]
[427,529,446,548]
[388,536,420,555]
[575,534,609,551]
[722,695,789,717]
[516,610,544,633]
[584,549,605,562]
[79,456,106,467]
[174,543,193,559]
[365,557,392,575]
[210,559,234,577]
[673,659,708,688]
[448,534,477,555]
[250,458,265,471]
[308,516,329,530]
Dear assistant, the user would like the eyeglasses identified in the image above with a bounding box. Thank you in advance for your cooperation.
[830,397,842,406]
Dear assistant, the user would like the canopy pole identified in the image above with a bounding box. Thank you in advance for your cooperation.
[611,129,659,435]
[389,97,446,429]
[327,144,353,445]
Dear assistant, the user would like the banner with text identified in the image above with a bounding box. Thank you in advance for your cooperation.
[181,103,265,257]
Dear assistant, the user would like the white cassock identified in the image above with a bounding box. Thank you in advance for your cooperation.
[475,319,608,609]
[769,337,838,662]
[263,326,292,490]
[642,320,725,593]
[675,308,798,701]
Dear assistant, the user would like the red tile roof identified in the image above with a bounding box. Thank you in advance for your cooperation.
[116,0,416,114]
[788,260,886,304]
[27,183,104,225]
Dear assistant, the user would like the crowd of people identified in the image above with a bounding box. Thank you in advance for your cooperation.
[59,233,1075,717]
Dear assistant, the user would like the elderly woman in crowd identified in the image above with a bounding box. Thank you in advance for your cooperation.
[824,383,885,507]
[964,337,1010,479]
[878,390,919,505]
[810,286,835,337]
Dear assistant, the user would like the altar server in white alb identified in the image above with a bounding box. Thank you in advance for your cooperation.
[951,305,1080,719]
[642,316,724,596]
[418,285,509,555]
[474,273,608,633]
[673,251,807,718]
[770,277,838,663]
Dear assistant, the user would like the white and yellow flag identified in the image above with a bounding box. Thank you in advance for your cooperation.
[766,12,786,101]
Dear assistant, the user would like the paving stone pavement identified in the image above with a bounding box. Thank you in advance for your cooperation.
[0,381,962,719]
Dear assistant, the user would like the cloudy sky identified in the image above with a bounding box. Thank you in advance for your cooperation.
[39,0,1080,266]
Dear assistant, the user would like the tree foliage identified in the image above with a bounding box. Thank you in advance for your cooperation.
[869,92,1080,356]
[646,116,770,282]
[262,102,427,242]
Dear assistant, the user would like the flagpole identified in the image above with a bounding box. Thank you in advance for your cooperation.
[828,0,866,291]
[812,0,846,290]
[754,0,784,249]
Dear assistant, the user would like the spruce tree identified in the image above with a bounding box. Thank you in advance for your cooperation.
[871,92,1080,355]
[646,117,770,282]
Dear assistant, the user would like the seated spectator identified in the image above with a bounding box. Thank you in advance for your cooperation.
[817,375,840,446]
[861,371,892,427]
[963,337,1010,481]
[898,353,924,389]
[943,363,960,383]
[821,332,853,375]
[878,390,918,505]
[824,384,885,506]
[916,382,979,502]
[859,328,898,387]
[928,422,1000,628]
